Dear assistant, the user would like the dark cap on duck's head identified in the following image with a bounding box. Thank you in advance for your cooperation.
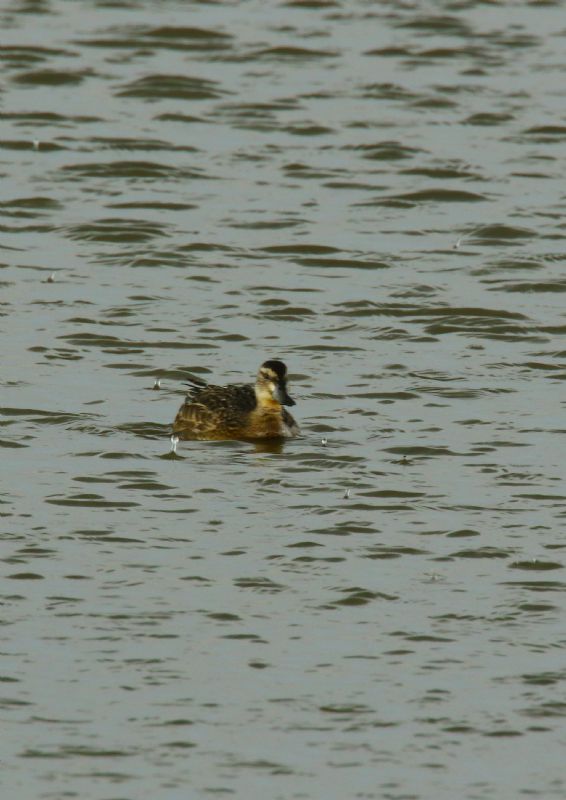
[257,360,296,407]
[260,360,287,380]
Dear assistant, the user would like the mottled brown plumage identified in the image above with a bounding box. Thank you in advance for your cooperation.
[172,360,299,440]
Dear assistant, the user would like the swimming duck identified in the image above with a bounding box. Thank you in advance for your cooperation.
[172,359,299,440]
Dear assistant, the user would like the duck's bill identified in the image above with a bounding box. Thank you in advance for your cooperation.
[273,385,296,406]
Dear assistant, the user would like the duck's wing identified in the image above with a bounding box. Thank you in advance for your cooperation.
[173,383,257,437]
[187,383,256,412]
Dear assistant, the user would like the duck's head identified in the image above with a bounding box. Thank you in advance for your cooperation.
[255,360,296,407]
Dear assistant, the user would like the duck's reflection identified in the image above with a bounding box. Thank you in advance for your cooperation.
[249,437,286,455]
[171,433,290,456]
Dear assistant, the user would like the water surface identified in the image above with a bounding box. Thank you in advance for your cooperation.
[2,1,566,798]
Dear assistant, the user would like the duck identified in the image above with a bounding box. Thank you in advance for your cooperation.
[172,359,299,440]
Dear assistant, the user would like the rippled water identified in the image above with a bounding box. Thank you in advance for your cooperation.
[2,1,566,797]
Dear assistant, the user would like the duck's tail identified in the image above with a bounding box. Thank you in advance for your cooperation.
[183,371,209,400]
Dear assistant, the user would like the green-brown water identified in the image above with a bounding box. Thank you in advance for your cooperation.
[2,1,566,798]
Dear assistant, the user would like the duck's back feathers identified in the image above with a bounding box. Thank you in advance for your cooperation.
[183,381,256,413]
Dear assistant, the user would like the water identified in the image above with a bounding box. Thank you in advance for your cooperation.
[2,0,566,797]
